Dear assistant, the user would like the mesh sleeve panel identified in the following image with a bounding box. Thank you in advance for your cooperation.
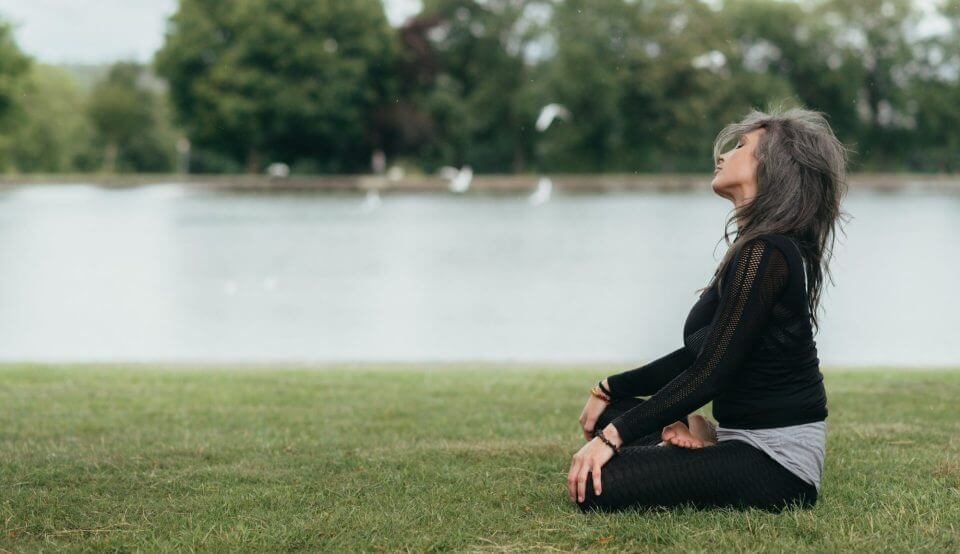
[605,346,695,398]
[608,238,790,445]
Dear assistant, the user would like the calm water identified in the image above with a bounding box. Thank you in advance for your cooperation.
[0,183,957,367]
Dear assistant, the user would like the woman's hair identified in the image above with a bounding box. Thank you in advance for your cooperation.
[702,104,853,336]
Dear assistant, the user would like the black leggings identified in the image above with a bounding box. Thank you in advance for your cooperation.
[577,397,818,513]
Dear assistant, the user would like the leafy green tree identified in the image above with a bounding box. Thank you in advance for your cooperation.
[0,20,32,171]
[537,0,948,173]
[8,64,92,172]
[155,0,396,173]
[900,0,960,171]
[812,0,923,169]
[393,0,548,173]
[718,0,856,146]
[539,0,776,172]
[85,62,177,172]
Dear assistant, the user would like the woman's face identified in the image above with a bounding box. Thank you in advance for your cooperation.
[712,127,765,207]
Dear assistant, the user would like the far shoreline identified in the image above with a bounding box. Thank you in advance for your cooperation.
[1,172,959,192]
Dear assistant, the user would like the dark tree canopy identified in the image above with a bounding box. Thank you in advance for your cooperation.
[4,0,960,174]
[0,21,32,171]
[155,0,397,173]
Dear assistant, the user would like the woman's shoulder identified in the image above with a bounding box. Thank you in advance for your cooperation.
[714,233,801,290]
[750,233,802,262]
[723,234,793,268]
[751,233,806,292]
[720,234,797,288]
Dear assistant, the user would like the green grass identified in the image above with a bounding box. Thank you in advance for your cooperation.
[1,363,958,552]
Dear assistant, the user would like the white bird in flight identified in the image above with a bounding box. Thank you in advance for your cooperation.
[387,165,405,182]
[266,162,290,178]
[439,165,473,193]
[535,103,571,132]
[529,176,553,206]
[360,189,381,213]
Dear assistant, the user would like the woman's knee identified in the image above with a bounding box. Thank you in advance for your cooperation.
[788,483,818,511]
[576,472,615,513]
[575,466,649,513]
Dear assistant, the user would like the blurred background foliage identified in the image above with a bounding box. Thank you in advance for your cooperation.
[1,0,959,174]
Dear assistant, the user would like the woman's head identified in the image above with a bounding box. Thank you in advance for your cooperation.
[711,126,765,206]
[707,105,853,335]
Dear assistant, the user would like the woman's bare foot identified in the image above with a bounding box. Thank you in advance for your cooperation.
[658,414,717,449]
[658,421,702,448]
[687,414,717,445]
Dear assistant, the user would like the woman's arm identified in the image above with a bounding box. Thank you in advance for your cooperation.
[604,346,695,398]
[603,237,790,446]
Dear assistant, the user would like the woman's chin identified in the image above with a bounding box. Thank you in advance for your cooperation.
[711,181,734,202]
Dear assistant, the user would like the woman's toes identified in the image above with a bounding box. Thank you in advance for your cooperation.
[666,435,705,449]
[661,422,684,441]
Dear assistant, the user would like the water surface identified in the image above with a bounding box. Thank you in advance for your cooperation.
[0,183,956,367]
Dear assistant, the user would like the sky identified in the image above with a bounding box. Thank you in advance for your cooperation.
[0,0,423,64]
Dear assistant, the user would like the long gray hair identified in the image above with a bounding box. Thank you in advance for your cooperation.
[704,105,853,336]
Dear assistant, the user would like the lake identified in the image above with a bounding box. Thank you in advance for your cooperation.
[0,183,956,368]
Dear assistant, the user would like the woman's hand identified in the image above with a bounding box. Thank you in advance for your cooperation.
[578,384,611,441]
[567,432,618,503]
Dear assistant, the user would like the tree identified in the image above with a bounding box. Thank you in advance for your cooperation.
[7,64,92,172]
[899,0,960,171]
[0,20,32,171]
[539,0,771,172]
[155,0,396,173]
[392,0,549,173]
[86,62,178,172]
[811,0,924,169]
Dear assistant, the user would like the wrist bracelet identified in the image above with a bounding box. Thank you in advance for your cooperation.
[593,429,620,456]
[597,380,614,399]
[590,385,610,402]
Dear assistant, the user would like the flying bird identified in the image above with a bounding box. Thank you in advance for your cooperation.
[529,176,553,206]
[535,103,571,132]
[439,165,473,193]
[360,189,382,213]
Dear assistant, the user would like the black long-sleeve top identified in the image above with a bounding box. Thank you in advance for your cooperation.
[605,233,828,446]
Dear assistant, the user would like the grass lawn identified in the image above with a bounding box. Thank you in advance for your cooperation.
[1,363,958,552]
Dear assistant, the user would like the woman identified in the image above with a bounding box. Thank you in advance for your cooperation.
[567,106,851,513]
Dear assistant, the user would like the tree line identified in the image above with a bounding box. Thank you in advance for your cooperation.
[1,0,959,175]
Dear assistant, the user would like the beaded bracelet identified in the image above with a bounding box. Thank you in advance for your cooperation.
[593,428,620,456]
[590,385,610,402]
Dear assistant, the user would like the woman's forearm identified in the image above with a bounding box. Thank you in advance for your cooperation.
[605,346,695,398]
